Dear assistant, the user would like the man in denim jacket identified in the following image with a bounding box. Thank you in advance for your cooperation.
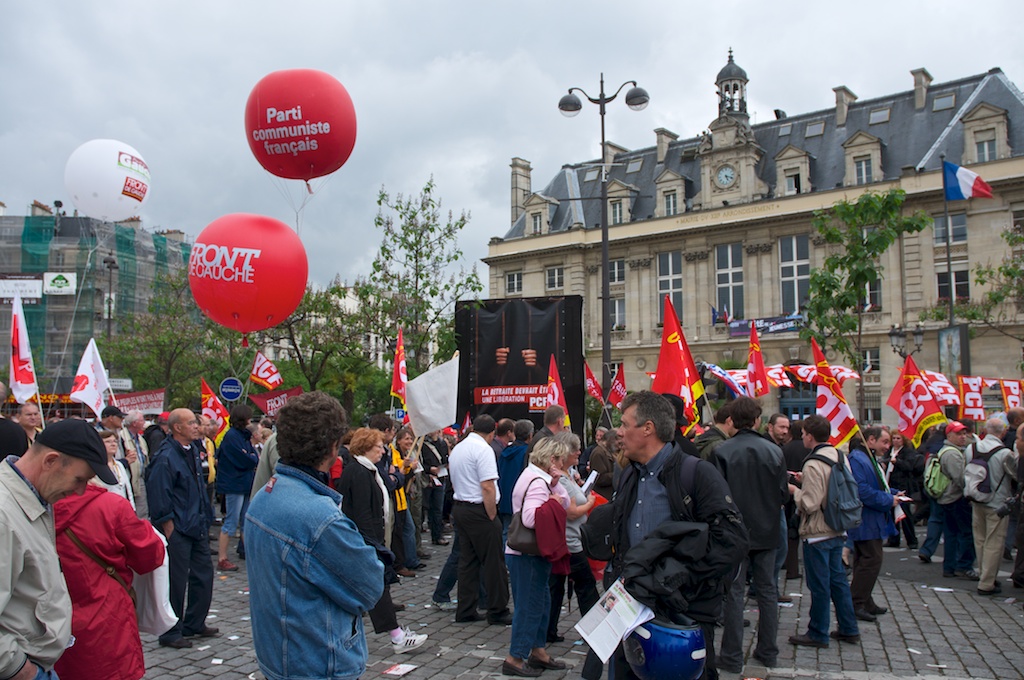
[247,392,384,680]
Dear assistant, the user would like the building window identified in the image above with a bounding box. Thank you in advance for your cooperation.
[779,235,810,315]
[531,213,542,235]
[784,170,802,195]
[506,271,522,294]
[868,108,890,125]
[863,347,881,373]
[937,270,970,302]
[976,129,996,162]
[664,191,678,216]
[609,259,626,284]
[626,158,643,173]
[657,251,683,322]
[934,212,967,244]
[716,243,744,320]
[861,277,881,311]
[933,93,956,111]
[854,156,873,185]
[610,200,624,225]
[611,296,626,330]
[779,123,792,136]
[546,266,564,291]
[806,121,825,137]
[584,168,599,182]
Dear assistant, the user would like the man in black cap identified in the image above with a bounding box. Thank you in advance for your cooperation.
[0,418,113,680]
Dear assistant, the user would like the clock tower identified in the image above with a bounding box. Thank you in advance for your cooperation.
[696,50,769,210]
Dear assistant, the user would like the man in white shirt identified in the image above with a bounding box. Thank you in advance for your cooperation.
[449,415,511,625]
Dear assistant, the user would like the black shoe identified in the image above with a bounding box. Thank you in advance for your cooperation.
[455,613,483,623]
[546,633,565,643]
[886,540,900,548]
[743,619,751,628]
[752,653,778,668]
[854,608,877,622]
[185,626,220,638]
[1005,547,1014,561]
[394,603,407,612]
[919,553,932,563]
[789,633,828,648]
[412,563,428,570]
[978,584,1003,596]
[159,637,193,649]
[488,611,513,626]
[502,660,542,677]
[867,604,888,615]
[527,655,567,670]
[830,630,861,644]
[786,572,802,579]
[432,539,450,546]
[907,543,919,550]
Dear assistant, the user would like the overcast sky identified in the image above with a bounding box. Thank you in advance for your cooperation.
[2,2,1021,290]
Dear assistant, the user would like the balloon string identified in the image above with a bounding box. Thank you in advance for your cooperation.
[242,335,250,348]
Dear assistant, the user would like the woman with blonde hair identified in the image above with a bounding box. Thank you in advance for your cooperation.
[502,437,571,677]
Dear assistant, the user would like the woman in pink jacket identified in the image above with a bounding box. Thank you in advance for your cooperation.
[502,437,571,677]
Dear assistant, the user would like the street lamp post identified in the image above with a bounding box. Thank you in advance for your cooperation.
[103,255,119,340]
[887,323,925,359]
[558,74,649,414]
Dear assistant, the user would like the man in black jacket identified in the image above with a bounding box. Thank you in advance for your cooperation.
[715,397,789,674]
[609,391,748,680]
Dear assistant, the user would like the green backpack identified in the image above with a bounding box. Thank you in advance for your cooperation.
[923,448,952,499]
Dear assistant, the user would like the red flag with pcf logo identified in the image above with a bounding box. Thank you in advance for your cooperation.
[1000,379,1023,411]
[811,338,859,447]
[546,355,571,427]
[747,324,769,397]
[584,361,604,402]
[250,351,284,390]
[651,296,704,430]
[390,328,408,406]
[958,375,986,421]
[201,378,230,445]
[886,356,947,448]
[608,363,627,410]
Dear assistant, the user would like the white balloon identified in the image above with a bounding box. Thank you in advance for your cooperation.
[64,139,152,222]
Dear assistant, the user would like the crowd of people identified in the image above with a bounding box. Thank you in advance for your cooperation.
[2,375,1022,680]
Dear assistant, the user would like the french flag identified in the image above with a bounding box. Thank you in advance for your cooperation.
[943,161,993,200]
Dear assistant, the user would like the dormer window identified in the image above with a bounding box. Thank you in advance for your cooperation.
[779,123,792,136]
[584,168,600,182]
[868,108,890,125]
[933,93,955,111]
[531,213,543,235]
[806,121,825,137]
[626,158,643,173]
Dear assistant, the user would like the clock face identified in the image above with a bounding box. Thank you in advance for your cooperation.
[716,165,736,187]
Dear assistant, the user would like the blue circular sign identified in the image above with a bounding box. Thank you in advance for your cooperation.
[220,377,244,402]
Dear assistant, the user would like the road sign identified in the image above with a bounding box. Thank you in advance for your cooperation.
[220,377,244,402]
[109,378,133,391]
[395,408,406,420]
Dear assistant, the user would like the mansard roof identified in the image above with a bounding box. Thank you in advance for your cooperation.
[504,68,1024,240]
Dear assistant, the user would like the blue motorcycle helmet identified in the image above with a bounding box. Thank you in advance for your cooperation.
[623,613,706,680]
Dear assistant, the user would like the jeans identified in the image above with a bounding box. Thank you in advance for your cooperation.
[773,508,788,585]
[802,536,858,644]
[221,493,249,536]
[423,484,445,543]
[506,553,552,660]
[720,548,778,671]
[942,497,976,574]
[920,498,945,557]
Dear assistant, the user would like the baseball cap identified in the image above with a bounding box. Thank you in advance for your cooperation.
[35,419,117,484]
[101,405,127,419]
[945,421,967,436]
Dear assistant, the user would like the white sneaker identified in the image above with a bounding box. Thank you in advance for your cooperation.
[391,627,428,654]
[432,600,457,611]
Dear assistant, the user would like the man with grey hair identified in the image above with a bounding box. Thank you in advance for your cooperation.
[120,409,150,518]
[607,391,748,680]
[967,416,1017,595]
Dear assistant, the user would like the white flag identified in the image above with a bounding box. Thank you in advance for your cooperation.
[9,294,39,404]
[69,338,112,419]
[406,354,459,436]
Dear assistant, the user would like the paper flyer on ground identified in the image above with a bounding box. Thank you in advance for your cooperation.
[574,578,654,663]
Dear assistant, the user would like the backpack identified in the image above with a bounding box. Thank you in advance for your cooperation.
[923,449,953,499]
[806,448,863,532]
[963,444,1008,503]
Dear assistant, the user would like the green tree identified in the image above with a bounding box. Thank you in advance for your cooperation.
[801,189,931,386]
[356,178,483,374]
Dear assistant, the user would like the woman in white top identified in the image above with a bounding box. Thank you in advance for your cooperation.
[94,429,136,510]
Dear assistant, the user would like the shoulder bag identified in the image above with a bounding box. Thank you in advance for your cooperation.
[507,477,545,555]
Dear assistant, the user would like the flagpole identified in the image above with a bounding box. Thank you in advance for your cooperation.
[940,153,955,328]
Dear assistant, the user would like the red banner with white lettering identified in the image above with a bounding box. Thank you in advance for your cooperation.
[249,351,284,390]
[958,375,986,421]
[1001,379,1023,411]
[921,370,961,407]
[608,363,627,411]
[249,386,305,417]
[885,356,947,448]
[811,339,859,447]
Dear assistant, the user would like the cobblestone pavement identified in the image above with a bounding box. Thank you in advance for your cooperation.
[142,526,1024,679]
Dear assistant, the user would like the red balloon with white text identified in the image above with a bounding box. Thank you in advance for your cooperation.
[188,214,308,334]
[244,69,357,180]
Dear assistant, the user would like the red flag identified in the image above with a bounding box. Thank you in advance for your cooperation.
[460,411,472,434]
[651,296,705,430]
[249,350,284,390]
[811,338,859,447]
[921,370,961,407]
[608,363,627,410]
[958,375,986,421]
[201,378,231,445]
[9,294,38,404]
[886,356,947,448]
[746,324,769,397]
[1000,380,1023,411]
[583,361,604,402]
[546,355,571,427]
[390,329,408,406]
[249,385,304,417]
